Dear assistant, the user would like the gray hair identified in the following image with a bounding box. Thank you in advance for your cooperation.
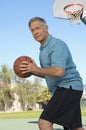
[28,17,47,27]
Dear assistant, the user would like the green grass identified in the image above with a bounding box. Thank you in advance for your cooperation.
[0,107,86,119]
[0,110,42,119]
[81,107,86,116]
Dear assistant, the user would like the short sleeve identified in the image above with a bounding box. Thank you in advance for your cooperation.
[50,41,69,69]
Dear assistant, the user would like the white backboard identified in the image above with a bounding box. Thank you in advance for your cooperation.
[53,0,86,19]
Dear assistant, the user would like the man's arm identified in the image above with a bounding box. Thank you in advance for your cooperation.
[20,62,65,78]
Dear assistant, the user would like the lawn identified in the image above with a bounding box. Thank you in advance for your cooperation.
[0,107,86,119]
[81,107,86,116]
[0,110,42,119]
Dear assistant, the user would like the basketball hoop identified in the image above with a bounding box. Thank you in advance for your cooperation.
[64,3,84,24]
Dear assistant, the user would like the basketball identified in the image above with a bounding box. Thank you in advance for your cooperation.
[13,56,33,78]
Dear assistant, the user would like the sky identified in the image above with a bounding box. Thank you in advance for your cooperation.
[0,0,86,84]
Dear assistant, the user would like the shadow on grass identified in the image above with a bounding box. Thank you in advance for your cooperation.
[28,121,38,124]
[28,122,63,130]
[28,121,86,130]
[54,128,62,130]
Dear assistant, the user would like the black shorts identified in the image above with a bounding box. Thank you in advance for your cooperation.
[39,86,83,129]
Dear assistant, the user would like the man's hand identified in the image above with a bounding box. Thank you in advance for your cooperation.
[20,60,38,74]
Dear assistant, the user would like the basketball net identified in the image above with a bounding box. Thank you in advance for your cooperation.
[64,3,84,24]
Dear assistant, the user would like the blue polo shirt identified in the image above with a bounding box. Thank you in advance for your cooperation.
[39,35,83,93]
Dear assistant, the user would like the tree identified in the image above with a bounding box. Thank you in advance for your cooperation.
[38,86,52,105]
[0,64,14,111]
[14,79,38,111]
[0,85,14,111]
[0,64,12,85]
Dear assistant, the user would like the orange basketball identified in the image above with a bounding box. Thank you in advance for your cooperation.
[13,56,33,78]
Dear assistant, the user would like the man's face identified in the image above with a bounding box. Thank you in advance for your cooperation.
[29,21,48,45]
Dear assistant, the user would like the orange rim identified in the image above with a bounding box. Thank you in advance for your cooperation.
[64,3,84,14]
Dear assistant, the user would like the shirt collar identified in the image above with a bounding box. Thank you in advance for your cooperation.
[40,35,52,50]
